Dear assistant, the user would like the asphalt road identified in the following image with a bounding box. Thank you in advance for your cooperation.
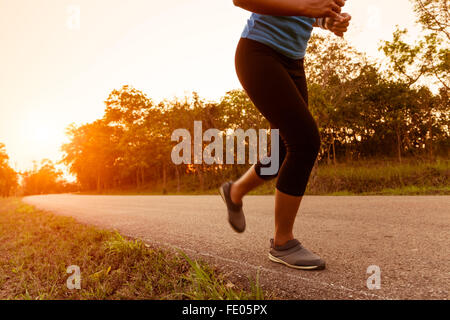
[23,194,449,300]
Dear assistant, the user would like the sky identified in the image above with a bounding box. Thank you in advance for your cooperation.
[0,0,422,177]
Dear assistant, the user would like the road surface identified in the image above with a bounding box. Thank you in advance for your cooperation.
[23,194,449,300]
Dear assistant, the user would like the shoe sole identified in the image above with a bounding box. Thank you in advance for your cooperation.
[268,253,325,270]
[219,186,244,233]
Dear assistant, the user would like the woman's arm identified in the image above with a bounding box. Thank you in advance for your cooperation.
[233,0,346,19]
[313,13,352,37]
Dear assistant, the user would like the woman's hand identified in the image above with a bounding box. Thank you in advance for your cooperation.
[300,0,347,20]
[325,12,351,37]
[233,0,346,18]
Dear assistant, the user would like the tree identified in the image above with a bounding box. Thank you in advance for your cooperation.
[412,0,449,39]
[61,120,120,191]
[21,159,64,195]
[0,143,18,197]
[381,0,449,90]
[103,85,159,189]
[379,1,449,160]
[306,34,375,163]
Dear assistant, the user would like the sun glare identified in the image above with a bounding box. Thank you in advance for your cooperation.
[22,112,66,145]
[30,126,54,143]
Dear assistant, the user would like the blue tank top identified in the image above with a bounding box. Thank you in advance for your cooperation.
[241,14,316,60]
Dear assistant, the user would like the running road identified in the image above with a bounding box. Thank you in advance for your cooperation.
[23,194,450,300]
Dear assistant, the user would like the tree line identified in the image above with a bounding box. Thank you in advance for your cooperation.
[0,149,78,197]
[60,0,449,192]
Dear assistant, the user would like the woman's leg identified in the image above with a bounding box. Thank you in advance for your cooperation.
[274,190,303,245]
[229,165,264,205]
[273,55,314,246]
[230,131,287,205]
[235,38,321,245]
[230,150,301,248]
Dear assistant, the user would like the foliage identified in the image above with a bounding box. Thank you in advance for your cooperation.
[21,159,75,196]
[380,0,449,90]
[0,143,18,197]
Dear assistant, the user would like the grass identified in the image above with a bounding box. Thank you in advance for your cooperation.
[306,159,449,195]
[0,198,267,300]
[85,158,449,196]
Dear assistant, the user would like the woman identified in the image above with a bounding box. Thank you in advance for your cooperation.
[219,0,351,270]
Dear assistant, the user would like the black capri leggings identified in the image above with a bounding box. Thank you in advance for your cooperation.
[235,37,321,197]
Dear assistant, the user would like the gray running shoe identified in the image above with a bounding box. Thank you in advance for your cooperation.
[219,181,246,233]
[269,239,325,270]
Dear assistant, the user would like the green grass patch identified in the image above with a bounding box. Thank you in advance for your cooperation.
[77,159,449,196]
[358,185,450,196]
[0,198,267,300]
[306,159,449,195]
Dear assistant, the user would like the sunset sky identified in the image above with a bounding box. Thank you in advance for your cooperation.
[0,0,422,177]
